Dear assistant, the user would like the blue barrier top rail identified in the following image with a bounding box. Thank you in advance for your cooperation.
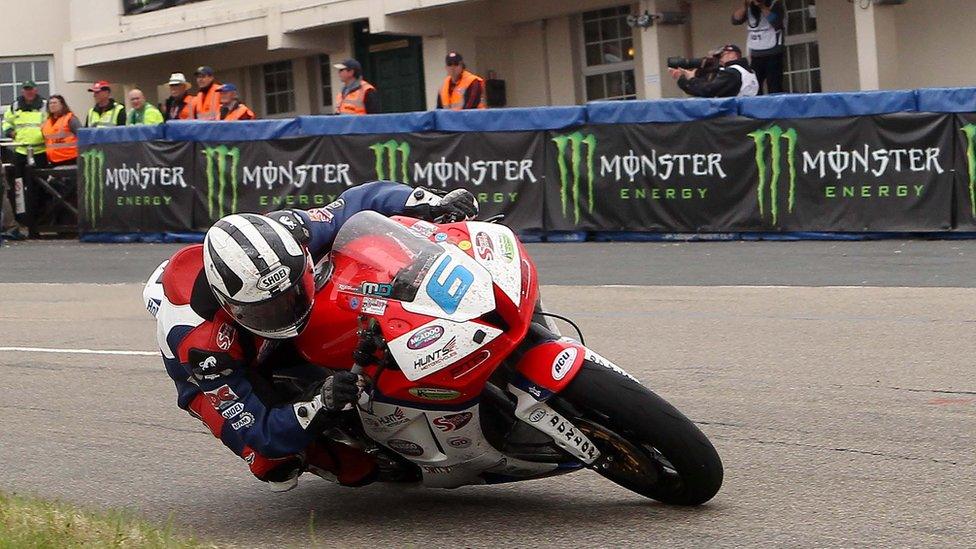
[77,87,976,144]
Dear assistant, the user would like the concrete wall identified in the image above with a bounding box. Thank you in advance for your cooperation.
[0,0,89,112]
[816,0,859,92]
[893,0,976,89]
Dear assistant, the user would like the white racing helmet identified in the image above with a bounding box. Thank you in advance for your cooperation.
[203,213,315,339]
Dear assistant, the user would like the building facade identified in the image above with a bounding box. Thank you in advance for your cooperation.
[0,0,971,118]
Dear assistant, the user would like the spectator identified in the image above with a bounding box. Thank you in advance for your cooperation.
[334,59,379,115]
[217,84,255,121]
[437,51,486,110]
[732,0,785,95]
[163,72,194,121]
[1,80,47,238]
[127,89,164,126]
[41,95,80,167]
[190,66,222,120]
[670,44,759,98]
[85,81,126,127]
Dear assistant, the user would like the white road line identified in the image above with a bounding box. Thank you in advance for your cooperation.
[0,347,158,356]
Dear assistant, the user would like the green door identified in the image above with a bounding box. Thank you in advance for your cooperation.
[355,26,426,113]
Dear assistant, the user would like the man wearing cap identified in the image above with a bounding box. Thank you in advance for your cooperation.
[190,66,222,120]
[334,59,379,115]
[163,72,195,121]
[1,80,47,237]
[126,89,164,126]
[217,84,255,121]
[669,44,759,98]
[436,52,486,110]
[85,81,126,127]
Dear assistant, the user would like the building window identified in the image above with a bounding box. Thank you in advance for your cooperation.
[0,57,52,109]
[783,0,820,93]
[263,60,295,116]
[580,6,636,101]
[319,55,333,109]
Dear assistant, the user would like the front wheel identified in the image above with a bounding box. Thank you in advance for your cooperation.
[553,361,723,505]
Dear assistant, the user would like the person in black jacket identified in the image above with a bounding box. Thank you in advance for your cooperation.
[670,44,759,98]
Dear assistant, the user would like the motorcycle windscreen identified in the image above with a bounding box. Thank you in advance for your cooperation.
[330,211,444,303]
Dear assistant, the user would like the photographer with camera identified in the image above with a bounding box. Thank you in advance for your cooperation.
[732,0,785,94]
[669,44,759,98]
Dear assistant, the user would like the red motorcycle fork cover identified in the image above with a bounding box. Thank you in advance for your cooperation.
[513,339,586,393]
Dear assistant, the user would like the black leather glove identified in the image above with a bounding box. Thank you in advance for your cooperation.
[403,187,479,222]
[431,189,479,222]
[320,370,362,411]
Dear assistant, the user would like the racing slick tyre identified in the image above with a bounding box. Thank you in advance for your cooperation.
[554,361,723,505]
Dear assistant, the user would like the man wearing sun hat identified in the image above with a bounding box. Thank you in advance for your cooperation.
[85,80,126,127]
[163,72,195,121]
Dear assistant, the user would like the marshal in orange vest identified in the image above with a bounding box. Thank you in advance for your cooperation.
[439,70,486,110]
[41,112,78,164]
[191,83,222,120]
[335,80,376,115]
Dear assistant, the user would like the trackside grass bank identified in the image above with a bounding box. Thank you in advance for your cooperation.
[0,491,211,548]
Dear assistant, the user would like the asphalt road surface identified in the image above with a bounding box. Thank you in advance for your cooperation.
[1,240,974,547]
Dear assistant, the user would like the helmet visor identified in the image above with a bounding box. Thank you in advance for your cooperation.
[217,269,315,339]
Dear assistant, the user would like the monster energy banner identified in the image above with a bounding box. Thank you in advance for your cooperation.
[546,113,955,232]
[77,141,195,232]
[954,114,976,230]
[326,132,545,230]
[194,132,544,230]
[80,114,959,234]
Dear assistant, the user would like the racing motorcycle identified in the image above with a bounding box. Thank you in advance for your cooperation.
[289,211,723,505]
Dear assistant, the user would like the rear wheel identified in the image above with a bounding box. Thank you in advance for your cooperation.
[553,361,723,505]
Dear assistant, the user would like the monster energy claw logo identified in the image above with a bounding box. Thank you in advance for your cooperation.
[552,132,596,224]
[369,140,410,183]
[80,149,106,227]
[748,125,798,226]
[961,124,976,217]
[202,145,240,219]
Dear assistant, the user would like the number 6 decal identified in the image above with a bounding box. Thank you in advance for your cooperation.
[426,254,474,314]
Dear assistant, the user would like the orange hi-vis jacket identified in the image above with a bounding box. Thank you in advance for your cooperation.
[335,80,375,115]
[439,70,486,110]
[191,83,221,120]
[41,112,78,163]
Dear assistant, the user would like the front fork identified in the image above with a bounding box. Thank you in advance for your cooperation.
[501,320,607,465]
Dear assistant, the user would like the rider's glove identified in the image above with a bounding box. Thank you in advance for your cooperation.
[432,189,479,222]
[403,187,479,222]
[292,370,362,433]
[320,370,361,411]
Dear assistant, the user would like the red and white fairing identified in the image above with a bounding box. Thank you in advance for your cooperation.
[295,212,613,487]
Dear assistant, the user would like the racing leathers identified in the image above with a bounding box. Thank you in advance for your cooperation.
[153,181,474,490]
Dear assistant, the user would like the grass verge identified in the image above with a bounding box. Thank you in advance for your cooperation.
[0,491,211,548]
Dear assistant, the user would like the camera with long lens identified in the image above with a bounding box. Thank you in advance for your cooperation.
[667,57,707,70]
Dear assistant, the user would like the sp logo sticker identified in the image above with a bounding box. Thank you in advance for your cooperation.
[551,348,579,381]
[216,323,236,351]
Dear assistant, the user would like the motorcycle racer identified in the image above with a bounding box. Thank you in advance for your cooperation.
[152,181,478,491]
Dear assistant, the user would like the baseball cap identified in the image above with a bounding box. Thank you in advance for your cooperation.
[21,80,37,89]
[194,66,215,76]
[445,52,463,65]
[218,83,238,92]
[166,72,189,86]
[720,44,742,55]
[87,80,111,92]
[333,59,362,72]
